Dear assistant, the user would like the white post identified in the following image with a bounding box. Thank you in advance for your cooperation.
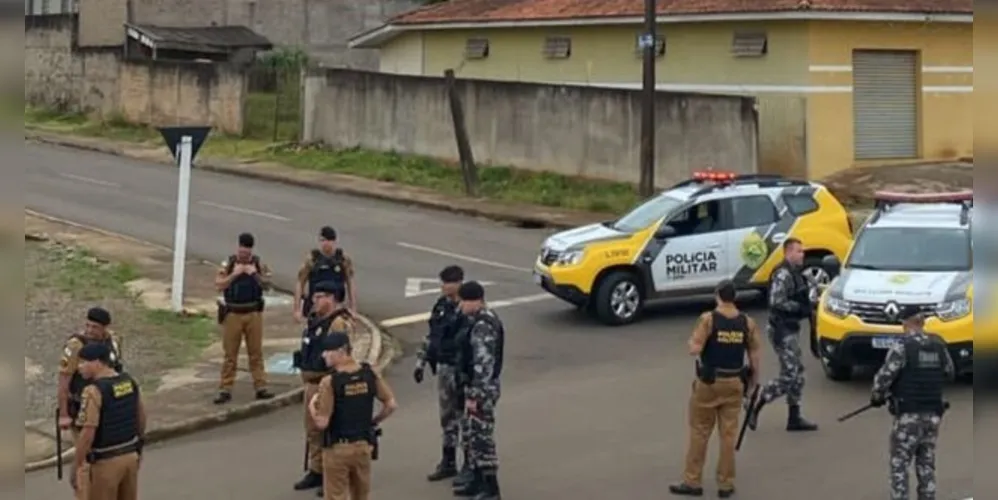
[170,136,193,312]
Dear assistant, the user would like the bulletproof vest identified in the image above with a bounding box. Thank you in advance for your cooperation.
[700,311,749,371]
[300,310,350,372]
[68,335,123,415]
[308,249,346,295]
[223,255,264,308]
[429,296,462,363]
[769,262,810,323]
[459,310,505,382]
[91,374,140,452]
[892,337,947,414]
[322,363,376,446]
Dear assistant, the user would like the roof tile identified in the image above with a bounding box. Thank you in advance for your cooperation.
[391,0,971,25]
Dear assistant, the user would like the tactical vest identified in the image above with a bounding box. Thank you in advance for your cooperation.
[308,249,347,297]
[322,363,376,447]
[68,335,123,418]
[429,297,462,363]
[300,310,351,372]
[769,262,810,324]
[458,310,505,383]
[90,374,140,460]
[892,337,947,414]
[700,311,749,372]
[223,255,264,311]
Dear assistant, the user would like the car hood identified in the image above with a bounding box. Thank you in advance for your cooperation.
[543,223,630,251]
[829,269,972,304]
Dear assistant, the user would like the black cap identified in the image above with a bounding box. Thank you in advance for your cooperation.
[439,265,464,283]
[86,307,111,326]
[238,232,255,248]
[899,305,923,322]
[320,332,351,351]
[458,281,485,301]
[78,342,111,363]
[320,226,337,241]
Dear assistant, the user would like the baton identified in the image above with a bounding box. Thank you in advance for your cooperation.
[54,407,63,480]
[837,403,874,422]
[735,385,760,451]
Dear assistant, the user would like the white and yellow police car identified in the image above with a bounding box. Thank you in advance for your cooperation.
[533,172,854,325]
[816,191,973,381]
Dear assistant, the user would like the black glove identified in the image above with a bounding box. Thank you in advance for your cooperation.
[870,394,886,408]
[413,367,424,384]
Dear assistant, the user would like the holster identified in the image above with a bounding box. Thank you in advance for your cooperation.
[739,367,753,390]
[368,427,382,460]
[696,364,717,384]
[292,350,303,369]
[216,301,229,324]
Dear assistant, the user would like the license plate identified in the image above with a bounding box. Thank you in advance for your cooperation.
[871,336,899,349]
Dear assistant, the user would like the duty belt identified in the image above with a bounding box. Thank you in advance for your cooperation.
[88,436,141,463]
[226,301,262,313]
[332,436,368,444]
[714,369,744,378]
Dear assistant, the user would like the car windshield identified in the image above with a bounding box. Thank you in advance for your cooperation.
[846,227,971,272]
[612,195,686,233]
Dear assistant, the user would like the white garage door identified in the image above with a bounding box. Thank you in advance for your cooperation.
[852,50,918,160]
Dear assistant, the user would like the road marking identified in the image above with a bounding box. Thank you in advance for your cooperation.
[380,292,553,328]
[405,277,495,298]
[397,242,533,273]
[197,201,290,221]
[59,173,120,188]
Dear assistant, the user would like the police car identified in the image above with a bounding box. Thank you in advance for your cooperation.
[816,191,973,381]
[533,171,854,325]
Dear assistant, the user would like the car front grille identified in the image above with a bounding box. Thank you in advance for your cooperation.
[848,301,937,325]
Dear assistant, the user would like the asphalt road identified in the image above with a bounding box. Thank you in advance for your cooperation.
[23,143,975,499]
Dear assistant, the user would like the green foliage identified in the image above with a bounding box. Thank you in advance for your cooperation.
[259,46,309,71]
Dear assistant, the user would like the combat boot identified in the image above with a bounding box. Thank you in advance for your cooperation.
[786,405,818,431]
[428,446,458,481]
[453,469,482,497]
[473,469,501,500]
[293,471,322,490]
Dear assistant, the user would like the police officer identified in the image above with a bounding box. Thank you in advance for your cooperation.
[309,332,398,500]
[58,307,123,439]
[452,281,503,500]
[295,226,356,323]
[747,237,818,432]
[213,232,274,404]
[72,342,145,500]
[294,281,355,493]
[414,265,470,482]
[871,306,953,500]
[670,280,762,497]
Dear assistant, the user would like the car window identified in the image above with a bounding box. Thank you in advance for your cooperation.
[730,196,779,228]
[783,194,819,215]
[666,200,725,236]
[612,195,685,233]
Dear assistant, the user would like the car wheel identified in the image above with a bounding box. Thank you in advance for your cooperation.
[820,356,852,381]
[594,271,644,326]
[802,255,832,287]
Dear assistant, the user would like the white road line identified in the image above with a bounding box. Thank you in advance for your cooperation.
[198,201,290,221]
[380,292,553,328]
[59,173,120,188]
[396,242,534,273]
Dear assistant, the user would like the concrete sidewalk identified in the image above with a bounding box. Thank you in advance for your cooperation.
[24,213,398,471]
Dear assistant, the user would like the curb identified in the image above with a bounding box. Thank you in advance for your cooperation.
[24,132,583,230]
[23,212,394,472]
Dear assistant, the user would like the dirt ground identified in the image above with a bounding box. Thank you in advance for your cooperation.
[821,161,973,207]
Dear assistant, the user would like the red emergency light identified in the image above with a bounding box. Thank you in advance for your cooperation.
[692,170,737,182]
[873,190,973,205]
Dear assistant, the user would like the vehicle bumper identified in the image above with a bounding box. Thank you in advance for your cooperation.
[534,261,590,307]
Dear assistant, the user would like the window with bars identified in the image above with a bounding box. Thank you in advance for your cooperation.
[542,36,571,59]
[464,38,489,60]
[634,33,665,58]
[731,32,768,57]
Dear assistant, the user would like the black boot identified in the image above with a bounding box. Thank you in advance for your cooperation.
[786,405,818,431]
[472,469,500,500]
[213,391,231,405]
[668,483,704,496]
[428,446,458,481]
[293,471,322,490]
[453,469,482,497]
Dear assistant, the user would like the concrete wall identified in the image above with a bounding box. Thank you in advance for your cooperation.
[25,14,246,133]
[302,69,758,186]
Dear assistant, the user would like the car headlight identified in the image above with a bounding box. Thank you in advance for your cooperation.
[823,296,850,318]
[556,249,584,266]
[936,298,971,321]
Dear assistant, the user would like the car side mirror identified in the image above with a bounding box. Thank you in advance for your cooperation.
[654,225,676,240]
[821,255,842,279]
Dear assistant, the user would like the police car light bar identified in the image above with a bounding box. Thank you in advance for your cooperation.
[873,190,973,207]
[692,170,737,182]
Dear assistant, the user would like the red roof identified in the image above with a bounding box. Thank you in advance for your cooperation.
[390,0,972,25]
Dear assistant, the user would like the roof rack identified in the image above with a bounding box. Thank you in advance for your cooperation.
[868,190,973,226]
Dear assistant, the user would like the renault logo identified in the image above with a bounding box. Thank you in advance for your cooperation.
[883,301,900,319]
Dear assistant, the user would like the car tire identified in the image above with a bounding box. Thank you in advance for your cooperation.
[821,356,852,381]
[593,271,644,326]
[802,255,831,288]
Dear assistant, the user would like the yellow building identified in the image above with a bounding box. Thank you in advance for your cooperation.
[349,0,972,180]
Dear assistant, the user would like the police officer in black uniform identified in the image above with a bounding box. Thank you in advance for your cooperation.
[295,227,356,322]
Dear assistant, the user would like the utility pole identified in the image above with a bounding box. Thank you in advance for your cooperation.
[638,0,657,197]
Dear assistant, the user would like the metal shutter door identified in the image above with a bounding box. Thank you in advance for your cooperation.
[852,50,918,160]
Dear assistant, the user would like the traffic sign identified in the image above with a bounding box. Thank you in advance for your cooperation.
[158,126,211,162]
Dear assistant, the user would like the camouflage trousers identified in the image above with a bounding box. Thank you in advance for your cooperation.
[464,395,499,470]
[436,364,463,449]
[758,329,805,406]
[889,412,941,500]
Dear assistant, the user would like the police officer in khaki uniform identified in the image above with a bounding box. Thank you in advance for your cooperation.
[309,332,397,500]
[295,227,356,323]
[670,280,762,498]
[294,281,356,493]
[72,343,146,500]
[59,308,123,441]
[213,232,274,404]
